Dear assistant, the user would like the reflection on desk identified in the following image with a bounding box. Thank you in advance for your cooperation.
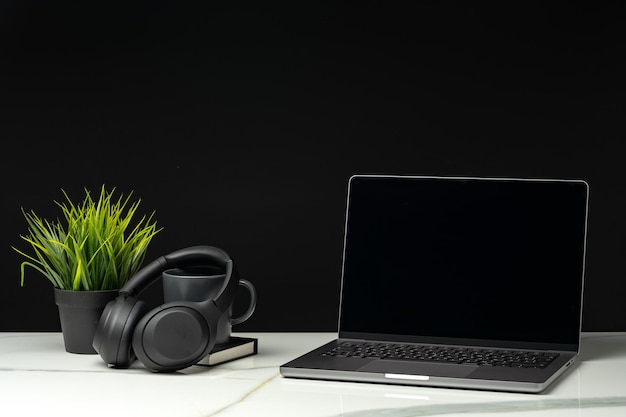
[0,332,625,417]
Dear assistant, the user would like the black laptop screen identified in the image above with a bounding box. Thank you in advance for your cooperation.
[338,175,588,348]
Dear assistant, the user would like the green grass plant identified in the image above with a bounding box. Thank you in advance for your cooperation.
[13,186,162,291]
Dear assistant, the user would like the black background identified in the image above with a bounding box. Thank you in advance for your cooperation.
[1,1,624,332]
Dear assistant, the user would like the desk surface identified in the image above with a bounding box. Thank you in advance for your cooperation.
[1,332,625,416]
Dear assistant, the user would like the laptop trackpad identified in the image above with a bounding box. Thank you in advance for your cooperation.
[358,360,478,378]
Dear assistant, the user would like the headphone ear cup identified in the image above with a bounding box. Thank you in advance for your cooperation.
[93,296,151,368]
[131,302,220,372]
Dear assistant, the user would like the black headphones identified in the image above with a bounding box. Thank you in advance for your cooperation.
[92,245,239,372]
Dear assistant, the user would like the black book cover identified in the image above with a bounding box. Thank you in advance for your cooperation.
[196,337,258,366]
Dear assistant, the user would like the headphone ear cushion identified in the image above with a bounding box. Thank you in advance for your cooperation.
[93,296,151,368]
[131,302,220,372]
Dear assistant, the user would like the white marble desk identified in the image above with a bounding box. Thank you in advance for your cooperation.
[1,332,625,416]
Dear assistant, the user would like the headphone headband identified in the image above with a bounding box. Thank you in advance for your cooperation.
[119,245,239,313]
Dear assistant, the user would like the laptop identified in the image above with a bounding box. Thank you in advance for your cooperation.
[280,174,589,393]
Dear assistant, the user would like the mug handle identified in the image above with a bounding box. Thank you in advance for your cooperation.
[231,279,257,326]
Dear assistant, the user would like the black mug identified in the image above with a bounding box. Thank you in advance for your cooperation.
[162,266,257,345]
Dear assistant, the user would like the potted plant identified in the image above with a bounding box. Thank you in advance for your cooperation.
[12,185,162,354]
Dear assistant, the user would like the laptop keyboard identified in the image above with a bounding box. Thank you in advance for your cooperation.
[322,342,559,369]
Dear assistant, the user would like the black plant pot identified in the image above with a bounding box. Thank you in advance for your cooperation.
[53,288,118,354]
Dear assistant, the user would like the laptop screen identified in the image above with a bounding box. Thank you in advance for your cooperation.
[338,175,589,350]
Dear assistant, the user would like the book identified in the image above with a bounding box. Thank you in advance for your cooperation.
[196,336,258,367]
